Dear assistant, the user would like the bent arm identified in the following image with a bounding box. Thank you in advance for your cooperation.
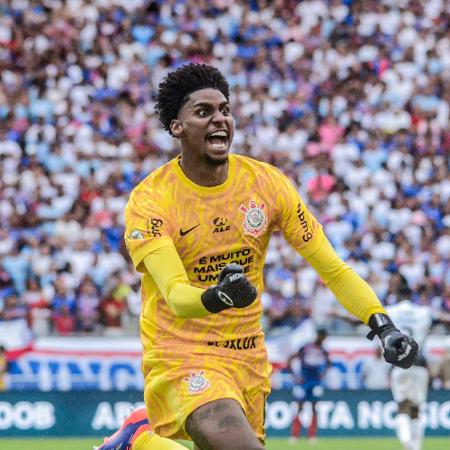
[304,236,386,324]
[143,244,209,319]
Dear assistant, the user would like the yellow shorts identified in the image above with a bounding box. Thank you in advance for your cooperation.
[143,338,271,441]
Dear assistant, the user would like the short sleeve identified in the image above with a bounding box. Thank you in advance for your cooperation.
[272,167,324,258]
[124,186,174,272]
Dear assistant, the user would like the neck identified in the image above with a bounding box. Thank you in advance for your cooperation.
[179,154,229,187]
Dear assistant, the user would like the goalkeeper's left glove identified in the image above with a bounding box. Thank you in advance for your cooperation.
[201,264,257,314]
[367,313,418,369]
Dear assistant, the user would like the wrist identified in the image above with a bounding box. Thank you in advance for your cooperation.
[367,313,395,340]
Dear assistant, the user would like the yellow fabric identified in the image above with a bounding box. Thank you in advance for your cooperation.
[143,246,208,319]
[123,153,385,439]
[133,431,187,450]
[304,235,386,324]
[143,343,270,441]
[124,154,324,355]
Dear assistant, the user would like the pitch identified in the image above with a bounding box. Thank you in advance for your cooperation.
[3,438,448,450]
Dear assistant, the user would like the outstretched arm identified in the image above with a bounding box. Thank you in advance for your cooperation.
[304,235,385,324]
[302,236,417,369]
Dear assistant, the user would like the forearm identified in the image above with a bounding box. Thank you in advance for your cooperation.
[166,281,210,319]
[304,236,386,324]
[143,246,209,319]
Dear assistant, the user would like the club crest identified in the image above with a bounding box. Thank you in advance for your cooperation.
[184,370,210,395]
[239,200,267,237]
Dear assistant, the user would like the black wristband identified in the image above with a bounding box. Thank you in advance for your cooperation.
[367,313,395,340]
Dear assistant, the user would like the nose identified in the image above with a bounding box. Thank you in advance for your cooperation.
[211,110,227,123]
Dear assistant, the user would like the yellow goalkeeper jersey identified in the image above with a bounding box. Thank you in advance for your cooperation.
[124,154,322,347]
[124,154,384,356]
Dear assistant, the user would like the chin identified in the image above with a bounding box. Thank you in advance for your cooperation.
[205,152,229,166]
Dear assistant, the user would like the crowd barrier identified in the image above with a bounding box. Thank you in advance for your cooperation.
[3,329,449,391]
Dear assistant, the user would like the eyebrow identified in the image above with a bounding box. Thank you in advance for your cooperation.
[192,101,229,108]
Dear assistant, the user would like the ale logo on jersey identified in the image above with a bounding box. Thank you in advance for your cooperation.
[239,200,267,237]
[184,370,210,395]
[213,216,231,233]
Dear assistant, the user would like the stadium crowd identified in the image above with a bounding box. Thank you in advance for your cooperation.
[0,0,448,338]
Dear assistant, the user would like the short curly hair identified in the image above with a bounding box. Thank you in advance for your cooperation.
[155,63,230,136]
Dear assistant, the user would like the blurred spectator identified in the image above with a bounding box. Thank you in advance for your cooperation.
[1,294,27,321]
[52,305,76,336]
[0,0,448,337]
[99,289,126,336]
[76,278,100,333]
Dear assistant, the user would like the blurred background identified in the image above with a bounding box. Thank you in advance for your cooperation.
[0,0,449,443]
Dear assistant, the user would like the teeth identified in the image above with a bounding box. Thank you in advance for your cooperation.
[210,131,227,137]
[210,142,227,150]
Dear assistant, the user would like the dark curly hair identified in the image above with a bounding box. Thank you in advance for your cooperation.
[155,63,230,136]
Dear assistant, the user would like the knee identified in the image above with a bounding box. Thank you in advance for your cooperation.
[397,399,416,417]
[186,399,264,450]
[410,405,420,419]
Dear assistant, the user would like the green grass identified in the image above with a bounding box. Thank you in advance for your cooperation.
[1,437,448,450]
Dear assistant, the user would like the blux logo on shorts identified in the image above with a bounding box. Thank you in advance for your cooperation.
[184,370,210,395]
[207,336,257,350]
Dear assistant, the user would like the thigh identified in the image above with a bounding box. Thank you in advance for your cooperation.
[143,346,270,443]
[144,365,243,440]
[186,398,264,450]
[292,384,306,402]
[390,367,410,402]
[409,367,429,404]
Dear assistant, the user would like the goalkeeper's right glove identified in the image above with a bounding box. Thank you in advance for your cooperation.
[201,264,257,313]
[367,313,418,369]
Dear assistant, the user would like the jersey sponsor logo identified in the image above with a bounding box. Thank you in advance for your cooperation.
[184,370,210,394]
[213,216,231,233]
[149,218,163,237]
[207,335,258,350]
[296,202,312,242]
[239,200,267,237]
[179,224,200,237]
[194,249,254,282]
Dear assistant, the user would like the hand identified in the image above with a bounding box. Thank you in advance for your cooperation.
[367,313,418,369]
[201,264,257,313]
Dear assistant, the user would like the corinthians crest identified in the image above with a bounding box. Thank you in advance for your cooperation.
[184,370,210,394]
[239,200,267,237]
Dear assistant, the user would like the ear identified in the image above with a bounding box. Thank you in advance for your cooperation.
[170,119,183,138]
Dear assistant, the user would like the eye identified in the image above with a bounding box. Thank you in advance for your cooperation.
[197,109,209,117]
[222,107,231,116]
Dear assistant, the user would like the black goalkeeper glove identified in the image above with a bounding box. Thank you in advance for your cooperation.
[367,313,418,369]
[201,264,257,314]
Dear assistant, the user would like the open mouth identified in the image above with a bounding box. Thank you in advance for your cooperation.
[207,130,228,151]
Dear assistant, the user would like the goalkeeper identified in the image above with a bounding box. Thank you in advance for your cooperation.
[124,63,417,450]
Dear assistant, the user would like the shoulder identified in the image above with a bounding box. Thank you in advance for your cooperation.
[233,154,282,173]
[232,154,291,187]
[129,159,176,198]
[125,160,178,217]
